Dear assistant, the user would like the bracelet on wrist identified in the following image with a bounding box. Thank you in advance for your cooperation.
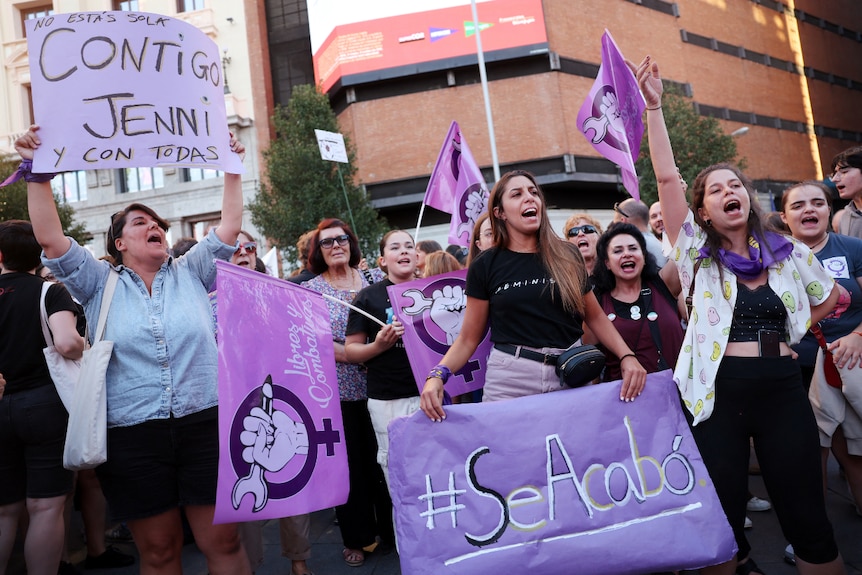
[426,364,452,384]
[853,331,862,338]
[0,158,58,188]
[620,353,637,362]
[646,105,662,111]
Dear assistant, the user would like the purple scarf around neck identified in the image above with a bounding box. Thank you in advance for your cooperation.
[697,230,793,280]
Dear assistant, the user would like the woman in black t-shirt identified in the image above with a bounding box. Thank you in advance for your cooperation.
[420,171,646,421]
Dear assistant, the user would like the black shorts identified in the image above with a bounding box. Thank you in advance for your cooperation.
[0,384,74,504]
[95,407,219,522]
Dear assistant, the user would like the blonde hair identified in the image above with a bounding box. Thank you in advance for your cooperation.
[562,213,603,238]
[422,251,462,277]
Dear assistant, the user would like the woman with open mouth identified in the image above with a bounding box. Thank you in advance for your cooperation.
[562,213,603,275]
[780,181,862,525]
[587,222,683,383]
[420,170,647,419]
[19,124,252,575]
[635,55,845,575]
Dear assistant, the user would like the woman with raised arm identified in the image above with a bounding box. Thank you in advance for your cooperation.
[635,56,845,575]
[19,125,252,575]
[420,170,646,422]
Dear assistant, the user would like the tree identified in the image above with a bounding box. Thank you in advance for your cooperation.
[0,155,90,243]
[249,85,388,266]
[635,89,745,206]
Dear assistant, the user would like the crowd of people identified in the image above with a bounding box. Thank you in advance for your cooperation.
[2,67,862,575]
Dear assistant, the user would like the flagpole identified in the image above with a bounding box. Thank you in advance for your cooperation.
[414,203,426,243]
[321,293,386,327]
[470,0,500,182]
[336,164,358,238]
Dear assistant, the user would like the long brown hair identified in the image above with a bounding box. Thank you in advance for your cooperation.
[489,170,586,314]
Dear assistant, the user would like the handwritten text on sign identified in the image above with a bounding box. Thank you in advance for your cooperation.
[27,12,243,173]
[387,371,736,575]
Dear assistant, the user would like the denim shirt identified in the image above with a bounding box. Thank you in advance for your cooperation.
[43,230,236,428]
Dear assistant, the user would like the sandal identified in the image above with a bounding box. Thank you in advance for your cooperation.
[736,557,765,575]
[343,548,365,567]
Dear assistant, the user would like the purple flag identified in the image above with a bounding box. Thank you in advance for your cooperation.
[387,270,491,397]
[424,121,489,246]
[577,30,645,201]
[388,371,737,575]
[214,261,348,523]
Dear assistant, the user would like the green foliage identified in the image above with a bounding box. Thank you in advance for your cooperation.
[636,89,745,206]
[0,155,90,244]
[249,84,388,268]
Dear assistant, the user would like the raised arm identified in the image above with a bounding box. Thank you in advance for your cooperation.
[214,133,246,246]
[632,56,688,246]
[16,126,72,259]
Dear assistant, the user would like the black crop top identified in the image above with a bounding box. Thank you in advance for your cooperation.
[727,283,788,342]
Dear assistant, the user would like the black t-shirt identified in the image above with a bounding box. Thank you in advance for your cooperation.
[0,272,79,394]
[345,279,418,400]
[466,246,590,348]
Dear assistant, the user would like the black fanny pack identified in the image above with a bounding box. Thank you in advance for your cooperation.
[555,344,606,388]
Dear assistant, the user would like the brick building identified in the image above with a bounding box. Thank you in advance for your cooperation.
[264,0,862,230]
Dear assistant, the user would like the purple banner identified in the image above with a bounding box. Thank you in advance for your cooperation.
[423,121,489,246]
[27,11,243,174]
[214,262,348,524]
[387,270,491,397]
[388,371,736,575]
[577,30,645,201]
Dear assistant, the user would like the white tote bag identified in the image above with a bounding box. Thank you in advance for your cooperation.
[63,270,118,471]
[39,282,81,411]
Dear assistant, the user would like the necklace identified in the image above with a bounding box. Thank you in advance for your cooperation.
[325,268,358,291]
[808,233,829,254]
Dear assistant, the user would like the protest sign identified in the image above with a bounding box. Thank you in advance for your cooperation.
[389,371,736,575]
[387,270,490,397]
[577,30,644,200]
[314,129,349,163]
[422,121,488,246]
[27,11,243,173]
[214,262,347,523]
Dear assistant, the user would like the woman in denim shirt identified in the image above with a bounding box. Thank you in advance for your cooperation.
[17,125,252,575]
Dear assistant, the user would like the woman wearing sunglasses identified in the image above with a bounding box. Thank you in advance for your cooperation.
[302,219,391,567]
[587,222,683,383]
[18,125,252,575]
[562,213,603,275]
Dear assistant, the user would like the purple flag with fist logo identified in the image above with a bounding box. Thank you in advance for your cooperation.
[213,261,348,523]
[577,30,645,201]
[388,371,736,575]
[387,270,491,397]
[423,121,489,246]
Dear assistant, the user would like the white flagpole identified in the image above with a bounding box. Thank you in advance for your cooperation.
[470,0,500,182]
[321,293,386,327]
[414,202,427,243]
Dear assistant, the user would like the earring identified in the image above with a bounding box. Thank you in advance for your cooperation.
[705,218,712,227]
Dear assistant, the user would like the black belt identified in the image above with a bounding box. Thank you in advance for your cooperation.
[494,343,559,365]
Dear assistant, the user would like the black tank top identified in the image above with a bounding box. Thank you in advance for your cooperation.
[727,283,788,342]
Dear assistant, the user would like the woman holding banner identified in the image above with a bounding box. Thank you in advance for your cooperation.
[345,230,419,493]
[634,56,846,575]
[303,218,393,568]
[420,170,646,417]
[18,125,252,575]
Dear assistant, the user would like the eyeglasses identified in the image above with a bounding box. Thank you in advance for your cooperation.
[319,234,350,249]
[567,225,598,237]
[234,242,257,255]
[613,202,629,218]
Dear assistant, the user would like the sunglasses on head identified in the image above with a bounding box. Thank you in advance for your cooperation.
[613,202,630,218]
[567,224,598,237]
[234,242,257,255]
[319,234,350,249]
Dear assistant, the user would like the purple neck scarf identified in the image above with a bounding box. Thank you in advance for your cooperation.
[698,230,793,280]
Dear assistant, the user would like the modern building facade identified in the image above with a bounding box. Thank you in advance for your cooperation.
[265,0,862,229]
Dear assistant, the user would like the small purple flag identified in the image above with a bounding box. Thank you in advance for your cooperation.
[388,371,736,575]
[387,270,491,397]
[214,261,348,523]
[577,30,645,201]
[423,121,489,246]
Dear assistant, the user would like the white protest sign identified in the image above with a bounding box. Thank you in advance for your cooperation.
[314,129,348,163]
[27,12,243,174]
